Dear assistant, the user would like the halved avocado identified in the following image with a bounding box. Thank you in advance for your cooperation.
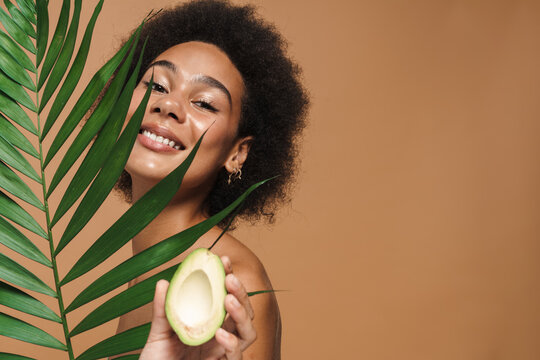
[165,248,227,346]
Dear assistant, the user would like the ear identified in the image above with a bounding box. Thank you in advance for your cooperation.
[224,136,254,173]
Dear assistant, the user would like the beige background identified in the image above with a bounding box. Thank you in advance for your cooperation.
[2,0,540,359]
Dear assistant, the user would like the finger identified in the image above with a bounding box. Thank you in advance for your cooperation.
[147,280,175,342]
[223,294,257,347]
[215,328,242,360]
[221,256,232,274]
[226,274,254,320]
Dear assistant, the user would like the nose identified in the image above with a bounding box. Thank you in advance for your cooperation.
[150,96,186,123]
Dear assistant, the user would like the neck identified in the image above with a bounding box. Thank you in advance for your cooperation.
[130,177,211,255]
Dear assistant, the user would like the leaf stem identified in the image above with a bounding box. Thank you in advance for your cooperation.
[36,83,75,359]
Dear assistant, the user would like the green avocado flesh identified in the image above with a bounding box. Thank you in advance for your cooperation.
[165,248,227,346]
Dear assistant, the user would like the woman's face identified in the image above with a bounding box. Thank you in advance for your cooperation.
[125,41,247,198]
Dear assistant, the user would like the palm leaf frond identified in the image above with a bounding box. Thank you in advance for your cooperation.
[0,313,66,350]
[0,1,268,358]
[0,281,60,322]
[0,253,55,296]
[76,323,150,360]
[0,217,50,266]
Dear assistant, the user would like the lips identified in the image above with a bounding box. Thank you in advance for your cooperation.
[137,124,186,153]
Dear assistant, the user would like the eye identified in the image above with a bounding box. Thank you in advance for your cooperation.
[142,80,168,93]
[193,100,218,112]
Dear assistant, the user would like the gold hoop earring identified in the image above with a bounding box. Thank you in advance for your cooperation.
[228,168,242,185]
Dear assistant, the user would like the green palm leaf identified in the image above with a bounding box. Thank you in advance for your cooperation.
[37,0,69,90]
[0,191,47,239]
[0,45,36,91]
[0,31,35,73]
[0,1,268,358]
[0,6,35,54]
[0,91,37,134]
[35,0,47,65]
[39,0,81,107]
[0,69,36,111]
[0,353,36,360]
[0,161,43,209]
[4,0,36,39]
[70,266,177,337]
[0,313,66,350]
[0,136,41,182]
[0,253,56,297]
[76,323,150,360]
[0,115,38,158]
[0,217,50,266]
[15,0,36,26]
[0,281,60,322]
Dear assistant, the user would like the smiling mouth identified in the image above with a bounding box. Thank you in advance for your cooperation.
[138,128,187,151]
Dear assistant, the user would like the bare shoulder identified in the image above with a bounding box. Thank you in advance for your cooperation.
[212,231,272,292]
[211,231,282,359]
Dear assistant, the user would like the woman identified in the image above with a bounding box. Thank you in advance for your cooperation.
[111,0,308,358]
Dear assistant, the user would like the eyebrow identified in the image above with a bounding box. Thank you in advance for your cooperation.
[147,60,232,106]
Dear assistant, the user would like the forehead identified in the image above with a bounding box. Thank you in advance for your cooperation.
[153,41,244,98]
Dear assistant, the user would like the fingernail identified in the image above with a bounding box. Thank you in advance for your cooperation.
[217,328,231,338]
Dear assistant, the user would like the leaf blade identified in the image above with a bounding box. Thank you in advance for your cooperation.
[70,266,176,336]
[0,162,43,210]
[0,253,56,297]
[75,323,149,360]
[35,0,48,65]
[37,0,69,89]
[0,313,66,350]
[0,281,60,322]
[0,353,36,360]
[0,136,41,183]
[0,215,50,267]
[0,191,48,239]
[15,0,36,25]
[4,0,36,39]
[0,7,35,54]
[0,45,36,91]
[39,0,81,109]
[0,115,39,158]
[0,91,37,135]
[0,70,36,112]
[0,31,35,73]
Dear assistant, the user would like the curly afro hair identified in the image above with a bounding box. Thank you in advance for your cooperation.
[115,0,309,227]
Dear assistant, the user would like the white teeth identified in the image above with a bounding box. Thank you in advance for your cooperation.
[141,129,182,150]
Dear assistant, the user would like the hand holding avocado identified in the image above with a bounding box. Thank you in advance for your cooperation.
[140,255,257,359]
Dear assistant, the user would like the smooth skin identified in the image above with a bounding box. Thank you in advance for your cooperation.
[114,42,281,359]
